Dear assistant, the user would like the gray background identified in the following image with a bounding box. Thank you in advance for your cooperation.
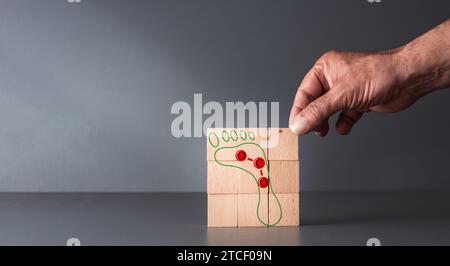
[0,0,448,192]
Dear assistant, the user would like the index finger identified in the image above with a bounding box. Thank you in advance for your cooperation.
[289,67,327,125]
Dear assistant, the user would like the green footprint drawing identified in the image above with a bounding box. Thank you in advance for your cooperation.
[208,129,283,227]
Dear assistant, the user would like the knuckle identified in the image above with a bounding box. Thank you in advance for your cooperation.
[299,89,314,103]
[311,64,324,78]
[334,88,349,105]
[307,101,324,121]
[334,89,352,110]
[321,49,339,61]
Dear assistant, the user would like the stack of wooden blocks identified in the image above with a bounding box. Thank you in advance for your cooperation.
[207,128,299,227]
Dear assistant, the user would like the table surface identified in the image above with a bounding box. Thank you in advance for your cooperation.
[0,191,449,246]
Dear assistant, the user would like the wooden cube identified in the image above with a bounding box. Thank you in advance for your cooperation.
[268,128,298,160]
[207,128,268,161]
[268,161,299,194]
[238,193,269,227]
[239,170,269,194]
[269,193,299,226]
[207,161,239,194]
[208,194,238,227]
[235,128,268,161]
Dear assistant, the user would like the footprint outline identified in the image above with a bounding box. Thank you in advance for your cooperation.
[209,129,283,227]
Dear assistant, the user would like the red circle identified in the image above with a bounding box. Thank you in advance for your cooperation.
[235,150,247,161]
[253,157,265,169]
[258,177,269,188]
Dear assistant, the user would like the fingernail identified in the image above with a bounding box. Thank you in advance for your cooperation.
[290,116,308,135]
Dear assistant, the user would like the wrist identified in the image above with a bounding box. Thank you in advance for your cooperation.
[395,23,450,96]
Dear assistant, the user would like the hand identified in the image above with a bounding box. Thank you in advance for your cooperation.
[289,19,450,136]
[289,50,413,136]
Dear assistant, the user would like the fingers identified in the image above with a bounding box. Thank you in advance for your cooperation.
[290,91,343,135]
[289,67,326,126]
[335,110,363,135]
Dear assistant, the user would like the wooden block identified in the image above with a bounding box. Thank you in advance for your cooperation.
[208,194,238,227]
[235,128,268,161]
[238,193,269,227]
[207,128,268,161]
[239,169,269,194]
[268,128,298,160]
[268,161,299,194]
[269,193,299,226]
[207,161,240,194]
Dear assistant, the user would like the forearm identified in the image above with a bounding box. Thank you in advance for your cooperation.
[396,19,450,97]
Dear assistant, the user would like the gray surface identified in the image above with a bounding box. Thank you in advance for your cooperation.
[0,0,449,192]
[1,191,450,246]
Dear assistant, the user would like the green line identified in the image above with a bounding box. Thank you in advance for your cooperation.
[213,142,283,227]
[208,132,219,148]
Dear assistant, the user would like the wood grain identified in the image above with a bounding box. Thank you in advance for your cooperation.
[208,194,238,227]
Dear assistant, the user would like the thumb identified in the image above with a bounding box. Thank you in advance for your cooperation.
[290,91,343,135]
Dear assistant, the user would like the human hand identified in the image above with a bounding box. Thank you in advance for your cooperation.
[289,20,450,136]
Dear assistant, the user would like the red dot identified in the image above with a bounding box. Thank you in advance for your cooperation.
[253,157,265,169]
[258,177,269,188]
[235,150,247,161]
